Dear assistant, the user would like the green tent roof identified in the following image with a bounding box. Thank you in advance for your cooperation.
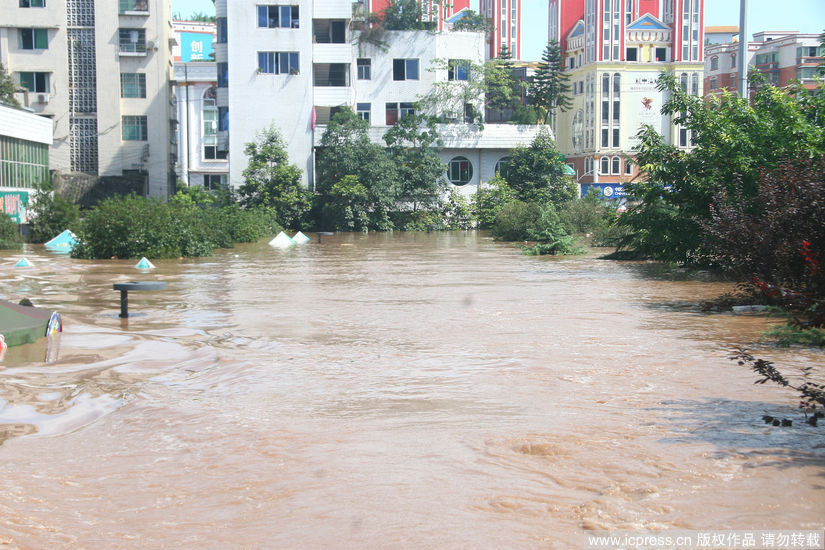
[0,299,58,347]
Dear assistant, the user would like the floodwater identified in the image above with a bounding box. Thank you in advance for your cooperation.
[0,232,822,548]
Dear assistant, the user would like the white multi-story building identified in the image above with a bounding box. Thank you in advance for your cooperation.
[215,0,544,197]
[172,20,228,190]
[0,0,175,198]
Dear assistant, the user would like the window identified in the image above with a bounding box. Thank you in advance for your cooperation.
[20,29,48,50]
[218,107,229,131]
[217,62,228,87]
[122,116,148,141]
[448,156,472,186]
[120,73,146,98]
[611,156,620,174]
[203,174,227,190]
[202,88,226,160]
[357,103,370,122]
[624,158,633,175]
[257,51,299,74]
[709,76,718,90]
[600,156,609,175]
[495,156,511,179]
[19,72,49,93]
[710,56,718,71]
[393,58,419,81]
[257,5,299,28]
[119,28,146,53]
[448,59,470,81]
[19,0,45,7]
[119,0,148,13]
[217,17,227,43]
[357,58,371,80]
[626,48,637,61]
[730,53,736,68]
[386,103,398,125]
[385,102,414,125]
[798,67,820,81]
[655,47,667,62]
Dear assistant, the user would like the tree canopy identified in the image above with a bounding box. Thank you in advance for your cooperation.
[0,64,20,108]
[529,41,572,124]
[506,127,577,206]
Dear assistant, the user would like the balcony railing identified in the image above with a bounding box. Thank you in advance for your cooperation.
[119,0,149,13]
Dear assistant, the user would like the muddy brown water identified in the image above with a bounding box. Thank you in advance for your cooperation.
[0,232,822,548]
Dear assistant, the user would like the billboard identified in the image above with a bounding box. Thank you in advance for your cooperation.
[580,184,626,201]
[0,191,29,224]
[179,32,214,62]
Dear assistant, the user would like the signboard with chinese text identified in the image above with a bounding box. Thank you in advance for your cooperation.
[0,191,29,224]
[180,32,214,62]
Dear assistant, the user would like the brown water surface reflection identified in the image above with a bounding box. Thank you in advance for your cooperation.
[0,232,822,548]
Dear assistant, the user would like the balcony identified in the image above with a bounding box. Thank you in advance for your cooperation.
[119,0,149,15]
[313,63,350,87]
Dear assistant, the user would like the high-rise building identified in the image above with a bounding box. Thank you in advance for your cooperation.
[215,0,542,194]
[480,0,522,59]
[1,0,175,199]
[549,0,704,194]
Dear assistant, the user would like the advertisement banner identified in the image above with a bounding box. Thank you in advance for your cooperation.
[580,184,626,200]
[180,32,214,62]
[0,191,29,224]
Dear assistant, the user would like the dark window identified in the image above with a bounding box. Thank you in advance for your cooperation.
[448,156,472,185]
[204,174,227,189]
[20,0,46,7]
[357,102,370,122]
[258,5,299,28]
[258,52,299,74]
[448,59,470,81]
[120,73,146,98]
[357,58,371,80]
[655,47,667,62]
[626,48,637,61]
[19,72,49,93]
[20,28,48,49]
[400,102,415,119]
[218,107,229,131]
[393,58,419,81]
[217,63,228,87]
[122,116,148,141]
[217,17,227,43]
[119,0,148,12]
[386,103,398,125]
[119,28,146,53]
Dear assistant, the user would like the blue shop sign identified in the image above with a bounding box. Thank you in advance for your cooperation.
[580,184,626,200]
[180,32,214,62]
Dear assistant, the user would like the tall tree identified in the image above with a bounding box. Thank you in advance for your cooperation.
[451,10,493,33]
[484,46,522,114]
[239,125,313,228]
[383,113,446,211]
[0,64,20,108]
[529,41,572,124]
[381,0,424,30]
[506,127,576,206]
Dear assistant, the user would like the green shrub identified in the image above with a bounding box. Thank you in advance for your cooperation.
[492,200,585,256]
[27,189,81,244]
[389,210,445,231]
[491,200,541,241]
[558,188,627,247]
[440,189,475,230]
[0,213,22,250]
[71,195,283,259]
[472,175,514,229]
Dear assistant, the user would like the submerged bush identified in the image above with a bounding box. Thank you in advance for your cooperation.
[71,194,282,259]
[491,201,584,256]
[27,188,81,244]
[0,213,22,250]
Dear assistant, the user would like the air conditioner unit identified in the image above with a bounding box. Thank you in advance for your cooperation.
[147,40,159,50]
[37,93,49,104]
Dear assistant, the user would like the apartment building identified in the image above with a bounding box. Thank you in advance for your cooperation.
[172,20,228,190]
[705,31,824,96]
[480,0,521,59]
[549,0,704,193]
[215,0,543,196]
[0,0,175,199]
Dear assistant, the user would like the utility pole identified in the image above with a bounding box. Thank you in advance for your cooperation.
[738,0,749,99]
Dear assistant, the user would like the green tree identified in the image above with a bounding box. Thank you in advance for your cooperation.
[506,128,577,206]
[451,10,493,33]
[27,188,81,244]
[381,0,425,30]
[0,63,20,108]
[484,46,522,115]
[384,113,446,211]
[238,125,313,228]
[529,41,572,124]
[0,214,22,250]
[472,175,515,229]
[322,175,371,232]
[315,109,398,229]
[617,73,825,264]
[418,58,486,124]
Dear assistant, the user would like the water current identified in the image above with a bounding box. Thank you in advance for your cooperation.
[0,232,822,548]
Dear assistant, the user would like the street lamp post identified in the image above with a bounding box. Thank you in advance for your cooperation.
[738,0,749,99]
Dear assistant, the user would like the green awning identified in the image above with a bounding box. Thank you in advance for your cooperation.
[563,164,576,176]
[0,299,57,347]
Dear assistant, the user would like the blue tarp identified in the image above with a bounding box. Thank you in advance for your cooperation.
[44,230,78,253]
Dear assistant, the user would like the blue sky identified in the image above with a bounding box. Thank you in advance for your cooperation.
[172,0,825,61]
